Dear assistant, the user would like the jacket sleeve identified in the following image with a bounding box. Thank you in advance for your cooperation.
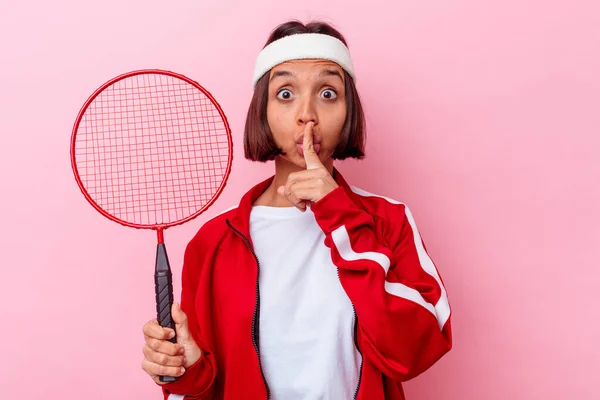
[158,234,217,399]
[311,186,452,381]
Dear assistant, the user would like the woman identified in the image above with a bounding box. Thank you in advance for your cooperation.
[141,20,452,400]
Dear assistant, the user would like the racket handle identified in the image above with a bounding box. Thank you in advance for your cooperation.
[154,243,179,383]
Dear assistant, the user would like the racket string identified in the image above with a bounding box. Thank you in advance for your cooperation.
[74,72,230,226]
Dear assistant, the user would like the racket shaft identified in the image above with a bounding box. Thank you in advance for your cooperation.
[155,243,179,383]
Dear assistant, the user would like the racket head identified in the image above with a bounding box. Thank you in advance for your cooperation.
[70,69,233,230]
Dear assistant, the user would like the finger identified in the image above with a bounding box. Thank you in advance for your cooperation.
[280,170,324,203]
[171,302,192,342]
[281,181,303,206]
[143,319,175,341]
[286,169,323,186]
[295,200,308,211]
[289,186,320,206]
[143,344,186,367]
[303,122,322,170]
[142,359,186,381]
[276,184,306,211]
[288,179,321,198]
[286,182,322,211]
[145,337,185,356]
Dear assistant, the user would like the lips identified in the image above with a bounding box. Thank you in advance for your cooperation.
[297,143,321,155]
[295,132,322,155]
[295,133,322,145]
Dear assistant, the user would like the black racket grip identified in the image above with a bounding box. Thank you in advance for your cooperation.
[155,243,179,383]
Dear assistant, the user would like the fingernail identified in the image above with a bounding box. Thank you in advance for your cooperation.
[168,331,175,339]
[181,367,186,374]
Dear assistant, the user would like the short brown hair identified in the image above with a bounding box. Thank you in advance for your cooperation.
[244,20,366,162]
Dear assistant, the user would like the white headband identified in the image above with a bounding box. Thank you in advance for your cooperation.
[252,33,356,88]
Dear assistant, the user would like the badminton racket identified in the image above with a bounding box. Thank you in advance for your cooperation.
[70,69,232,382]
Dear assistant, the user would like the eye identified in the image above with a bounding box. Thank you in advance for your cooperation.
[276,89,293,100]
[321,88,337,100]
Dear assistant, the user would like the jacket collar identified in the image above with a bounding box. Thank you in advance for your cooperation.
[227,167,352,239]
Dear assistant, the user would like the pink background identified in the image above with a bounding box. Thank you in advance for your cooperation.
[1,0,598,399]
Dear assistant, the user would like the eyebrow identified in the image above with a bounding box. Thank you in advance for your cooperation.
[317,69,344,83]
[270,70,295,82]
[269,68,344,83]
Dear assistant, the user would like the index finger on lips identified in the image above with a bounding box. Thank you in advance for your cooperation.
[302,122,322,170]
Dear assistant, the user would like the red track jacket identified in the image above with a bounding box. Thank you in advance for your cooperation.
[160,170,452,399]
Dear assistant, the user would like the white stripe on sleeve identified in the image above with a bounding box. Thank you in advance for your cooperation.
[327,186,451,330]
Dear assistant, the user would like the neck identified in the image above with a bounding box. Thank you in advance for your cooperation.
[254,156,335,207]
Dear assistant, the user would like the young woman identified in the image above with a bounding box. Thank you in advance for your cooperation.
[141,20,452,400]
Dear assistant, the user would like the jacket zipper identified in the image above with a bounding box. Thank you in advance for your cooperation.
[339,268,363,400]
[226,220,271,399]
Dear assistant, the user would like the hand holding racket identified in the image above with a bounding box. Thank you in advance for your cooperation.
[141,302,201,384]
[70,69,232,382]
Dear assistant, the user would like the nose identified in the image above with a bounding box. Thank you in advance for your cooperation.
[297,95,317,126]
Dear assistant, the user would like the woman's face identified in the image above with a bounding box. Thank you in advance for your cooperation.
[266,59,347,169]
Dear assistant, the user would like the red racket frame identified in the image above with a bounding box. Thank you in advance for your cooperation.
[70,69,233,244]
[70,69,233,383]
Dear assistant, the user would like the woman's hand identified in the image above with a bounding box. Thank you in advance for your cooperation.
[277,122,338,211]
[141,302,202,384]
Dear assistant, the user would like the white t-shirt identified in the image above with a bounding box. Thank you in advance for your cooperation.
[249,205,362,400]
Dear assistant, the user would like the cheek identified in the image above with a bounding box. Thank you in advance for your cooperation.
[266,104,283,141]
[267,103,292,135]
[321,105,347,146]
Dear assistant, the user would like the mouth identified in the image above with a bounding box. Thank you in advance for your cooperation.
[295,133,322,156]
[295,132,322,145]
[297,143,321,156]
